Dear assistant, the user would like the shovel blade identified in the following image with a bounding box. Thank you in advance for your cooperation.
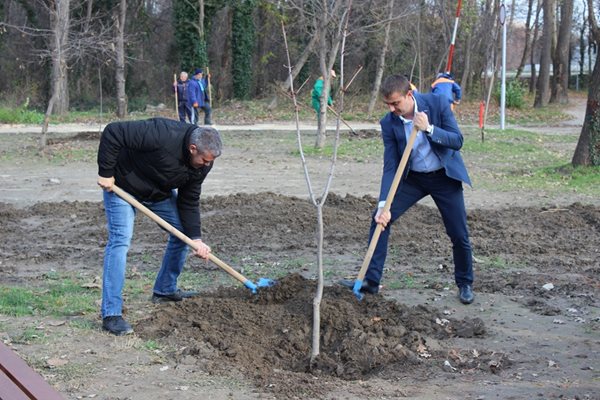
[256,277,276,288]
[352,280,364,301]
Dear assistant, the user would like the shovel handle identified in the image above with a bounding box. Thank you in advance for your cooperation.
[356,126,419,282]
[110,185,251,286]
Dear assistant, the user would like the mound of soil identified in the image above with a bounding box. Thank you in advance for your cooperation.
[137,274,489,396]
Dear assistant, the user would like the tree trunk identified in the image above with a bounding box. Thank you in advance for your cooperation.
[310,204,325,364]
[529,2,542,93]
[572,0,600,166]
[282,34,319,91]
[49,0,70,115]
[460,7,473,95]
[550,0,573,104]
[115,0,127,118]
[367,0,394,116]
[515,0,536,79]
[534,0,554,107]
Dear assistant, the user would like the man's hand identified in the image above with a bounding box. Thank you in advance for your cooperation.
[192,239,211,259]
[374,208,391,230]
[413,111,430,132]
[97,176,115,191]
[193,102,199,108]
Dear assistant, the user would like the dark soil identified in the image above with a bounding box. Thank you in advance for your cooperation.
[1,193,598,398]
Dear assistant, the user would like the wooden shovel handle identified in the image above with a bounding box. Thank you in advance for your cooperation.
[356,126,419,281]
[110,185,250,285]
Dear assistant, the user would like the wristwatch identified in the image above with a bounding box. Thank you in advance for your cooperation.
[426,124,434,135]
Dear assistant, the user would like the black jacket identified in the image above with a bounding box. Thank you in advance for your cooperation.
[97,118,213,238]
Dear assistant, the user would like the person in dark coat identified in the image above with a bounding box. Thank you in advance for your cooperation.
[342,74,474,305]
[97,118,222,335]
[173,71,194,123]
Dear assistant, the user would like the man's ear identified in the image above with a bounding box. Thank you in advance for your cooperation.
[407,89,413,97]
[189,144,197,154]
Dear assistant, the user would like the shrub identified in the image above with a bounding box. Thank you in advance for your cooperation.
[495,79,526,109]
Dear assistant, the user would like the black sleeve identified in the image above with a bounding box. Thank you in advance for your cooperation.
[177,163,213,239]
[97,120,161,177]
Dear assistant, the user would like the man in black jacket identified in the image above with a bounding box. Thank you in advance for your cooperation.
[97,118,222,336]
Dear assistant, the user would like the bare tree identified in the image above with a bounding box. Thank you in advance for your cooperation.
[281,2,351,363]
[572,0,600,166]
[534,0,555,107]
[115,0,127,117]
[515,0,540,79]
[549,0,573,104]
[367,0,395,116]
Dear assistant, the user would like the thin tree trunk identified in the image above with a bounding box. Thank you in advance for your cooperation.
[515,0,536,79]
[534,0,555,107]
[572,0,600,166]
[115,0,127,118]
[198,0,205,40]
[282,34,319,91]
[49,0,70,115]
[550,0,573,104]
[311,204,324,361]
[367,0,394,116]
[460,3,473,95]
[529,2,542,93]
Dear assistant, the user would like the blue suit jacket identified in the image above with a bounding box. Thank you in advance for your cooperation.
[378,92,471,202]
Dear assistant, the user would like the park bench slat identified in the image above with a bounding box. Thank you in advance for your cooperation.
[0,342,64,400]
[0,370,32,400]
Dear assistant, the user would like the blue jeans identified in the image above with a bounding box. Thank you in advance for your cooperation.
[365,170,473,288]
[101,190,189,318]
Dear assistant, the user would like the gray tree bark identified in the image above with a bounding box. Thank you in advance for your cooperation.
[49,0,70,115]
[550,0,573,104]
[367,0,394,116]
[534,0,555,107]
[572,0,600,166]
[115,0,127,118]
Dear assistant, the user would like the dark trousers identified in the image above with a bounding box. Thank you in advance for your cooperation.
[178,103,193,123]
[365,169,473,288]
[194,104,212,125]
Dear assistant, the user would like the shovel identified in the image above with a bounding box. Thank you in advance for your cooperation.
[110,185,275,293]
[352,126,419,300]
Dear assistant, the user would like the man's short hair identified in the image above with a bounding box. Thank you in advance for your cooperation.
[190,126,222,158]
[380,75,411,98]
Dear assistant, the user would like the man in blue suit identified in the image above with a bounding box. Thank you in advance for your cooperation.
[349,74,474,304]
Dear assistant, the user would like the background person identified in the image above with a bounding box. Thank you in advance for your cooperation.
[431,72,462,111]
[97,118,222,335]
[189,68,212,125]
[173,71,193,123]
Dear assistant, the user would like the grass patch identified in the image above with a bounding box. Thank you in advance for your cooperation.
[11,327,46,344]
[0,278,97,317]
[462,127,600,196]
[0,106,45,124]
[294,135,382,162]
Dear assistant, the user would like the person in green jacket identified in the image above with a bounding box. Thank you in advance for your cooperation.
[312,69,336,111]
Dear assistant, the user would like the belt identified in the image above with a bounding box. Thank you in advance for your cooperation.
[411,168,444,175]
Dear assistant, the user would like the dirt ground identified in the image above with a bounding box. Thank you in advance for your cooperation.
[0,98,599,399]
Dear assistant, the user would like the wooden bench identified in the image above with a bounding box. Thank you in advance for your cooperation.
[0,342,64,400]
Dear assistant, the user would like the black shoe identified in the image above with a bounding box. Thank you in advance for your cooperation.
[102,316,134,336]
[339,279,380,295]
[151,289,199,304]
[458,285,474,304]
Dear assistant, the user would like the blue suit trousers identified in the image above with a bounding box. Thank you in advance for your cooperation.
[365,169,474,288]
